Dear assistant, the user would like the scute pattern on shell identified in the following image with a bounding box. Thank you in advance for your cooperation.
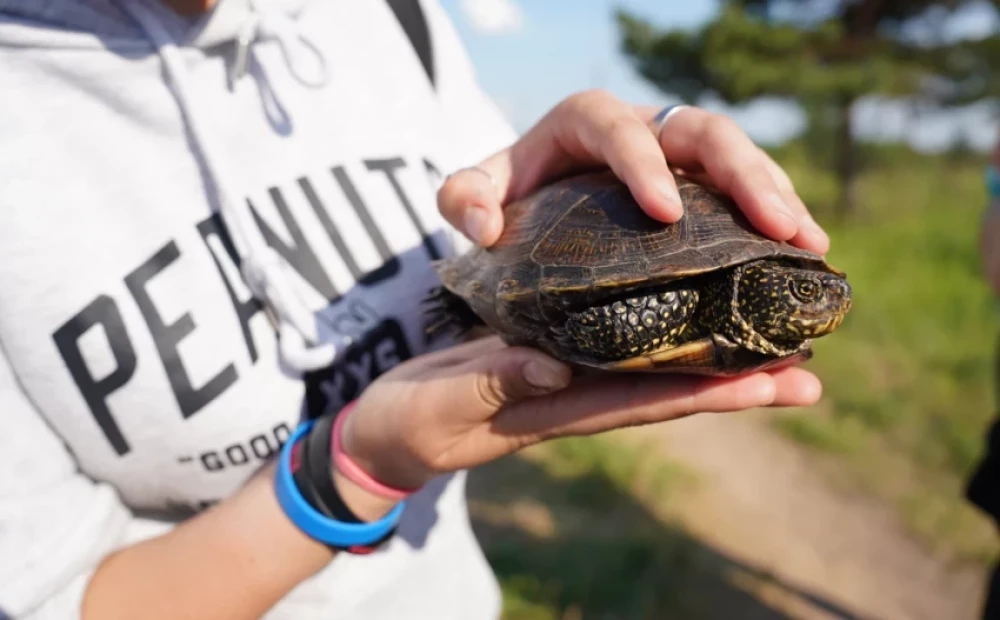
[516,173,824,288]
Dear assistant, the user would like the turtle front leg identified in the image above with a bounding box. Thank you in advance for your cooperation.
[422,286,487,341]
[557,289,701,361]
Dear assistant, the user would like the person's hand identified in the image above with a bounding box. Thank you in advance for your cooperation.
[438,90,829,255]
[340,336,821,490]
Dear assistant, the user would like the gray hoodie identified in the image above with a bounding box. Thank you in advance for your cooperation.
[0,0,515,617]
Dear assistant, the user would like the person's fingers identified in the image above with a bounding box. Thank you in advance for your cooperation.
[347,344,572,486]
[415,333,509,368]
[761,366,823,407]
[547,91,682,221]
[438,96,830,256]
[487,364,822,448]
[439,346,573,415]
[438,90,688,246]
[396,344,825,476]
[480,371,781,454]
[760,152,830,255]
[437,164,506,246]
[652,106,802,244]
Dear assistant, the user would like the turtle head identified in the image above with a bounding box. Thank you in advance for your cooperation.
[736,260,852,347]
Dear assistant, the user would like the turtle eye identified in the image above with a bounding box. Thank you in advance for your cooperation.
[789,279,819,302]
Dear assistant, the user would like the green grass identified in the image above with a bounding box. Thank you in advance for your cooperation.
[489,535,704,619]
[468,434,817,620]
[468,434,702,619]
[771,145,1000,562]
[536,434,698,511]
[773,413,868,454]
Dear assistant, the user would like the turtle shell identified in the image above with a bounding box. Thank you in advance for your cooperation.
[433,170,837,373]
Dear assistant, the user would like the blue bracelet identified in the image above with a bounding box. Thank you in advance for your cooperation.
[274,420,406,548]
[987,165,1000,201]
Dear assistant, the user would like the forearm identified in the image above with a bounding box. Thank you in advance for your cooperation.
[81,461,397,620]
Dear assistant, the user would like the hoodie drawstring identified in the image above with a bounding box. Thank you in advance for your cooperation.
[116,0,342,372]
[230,1,329,87]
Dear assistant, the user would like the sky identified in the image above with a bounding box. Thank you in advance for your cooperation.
[438,0,1000,152]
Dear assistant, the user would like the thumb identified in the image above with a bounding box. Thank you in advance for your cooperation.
[437,161,508,247]
[456,346,572,413]
[438,135,553,247]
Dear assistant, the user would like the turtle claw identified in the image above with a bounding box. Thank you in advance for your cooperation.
[548,323,577,349]
[422,286,485,341]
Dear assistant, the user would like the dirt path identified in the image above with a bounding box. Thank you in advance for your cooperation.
[635,409,989,620]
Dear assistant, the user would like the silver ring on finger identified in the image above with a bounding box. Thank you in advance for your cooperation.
[651,104,693,140]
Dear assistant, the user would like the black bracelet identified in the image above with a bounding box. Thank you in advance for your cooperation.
[290,428,332,518]
[304,414,361,523]
[306,414,398,549]
[289,415,397,553]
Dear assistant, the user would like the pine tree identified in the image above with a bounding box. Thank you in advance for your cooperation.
[617,1,1000,217]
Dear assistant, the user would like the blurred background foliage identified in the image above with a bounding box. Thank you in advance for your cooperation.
[613,0,1000,558]
[763,141,995,560]
[617,0,1000,215]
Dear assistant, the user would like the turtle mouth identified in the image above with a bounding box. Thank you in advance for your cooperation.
[551,287,701,362]
[788,313,847,339]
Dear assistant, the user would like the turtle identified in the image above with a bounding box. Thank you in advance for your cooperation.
[424,170,852,376]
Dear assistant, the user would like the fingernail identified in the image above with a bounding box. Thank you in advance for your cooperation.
[463,207,489,244]
[657,179,683,213]
[523,359,570,390]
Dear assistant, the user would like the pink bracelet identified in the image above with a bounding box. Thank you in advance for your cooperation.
[331,401,422,501]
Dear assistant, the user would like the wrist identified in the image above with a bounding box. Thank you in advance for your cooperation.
[338,399,435,491]
[275,419,405,552]
[329,467,400,522]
